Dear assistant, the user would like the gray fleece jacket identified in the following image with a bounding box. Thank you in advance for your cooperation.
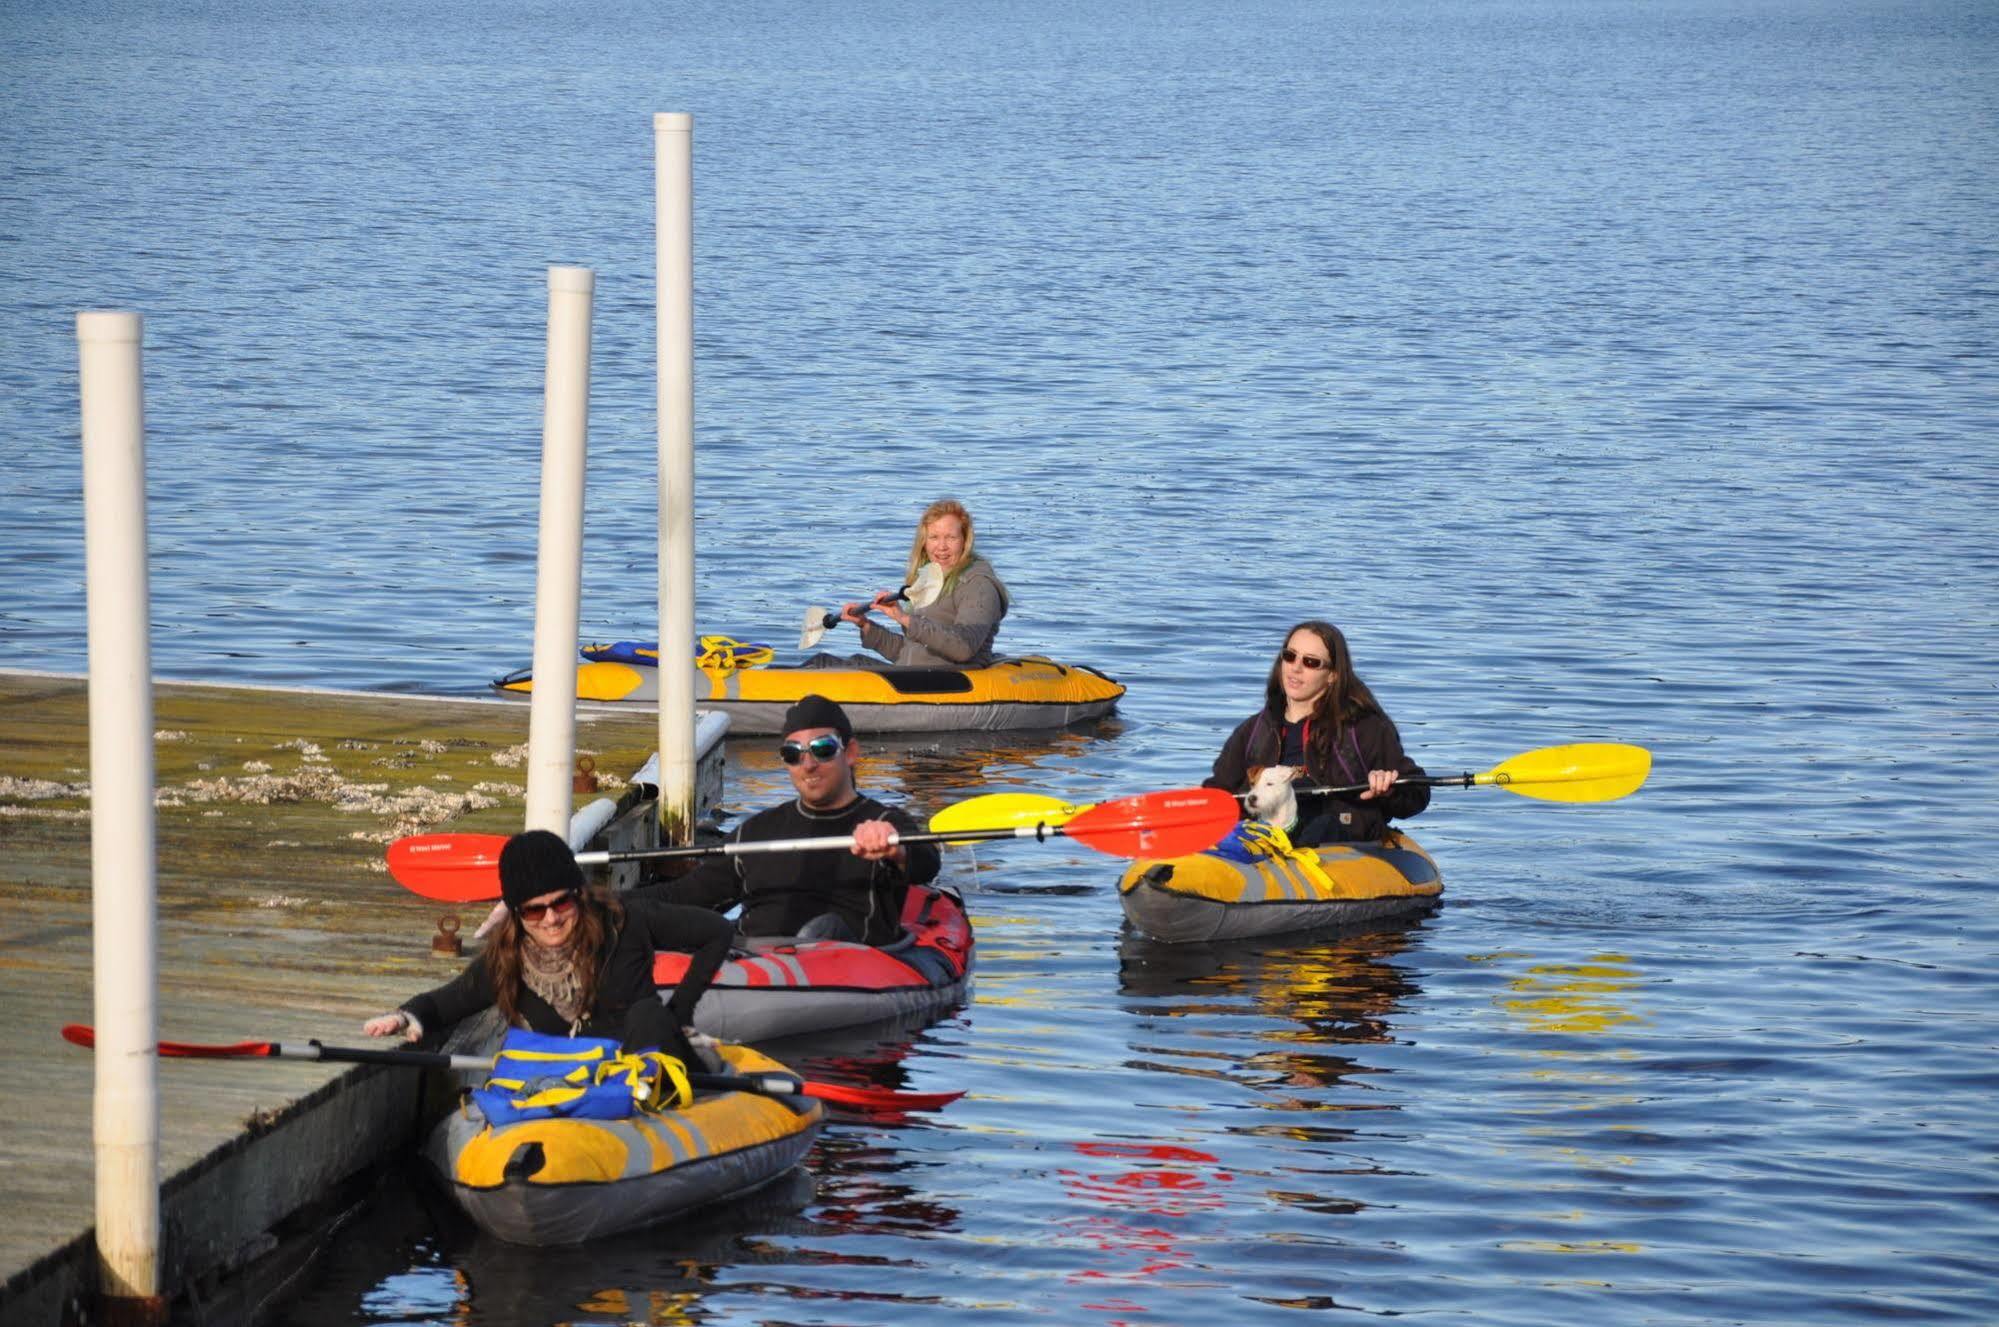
[859,558,1010,667]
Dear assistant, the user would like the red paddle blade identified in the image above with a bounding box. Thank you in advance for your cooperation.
[1064,787,1239,859]
[800,1081,966,1111]
[60,1024,275,1058]
[384,834,509,902]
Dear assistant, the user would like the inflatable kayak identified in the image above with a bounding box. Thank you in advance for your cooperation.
[423,1040,823,1246]
[494,639,1124,734]
[652,884,974,1043]
[1117,821,1443,944]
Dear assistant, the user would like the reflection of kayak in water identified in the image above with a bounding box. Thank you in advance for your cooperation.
[423,1040,823,1246]
[651,885,975,1043]
[495,639,1125,735]
[1117,821,1442,944]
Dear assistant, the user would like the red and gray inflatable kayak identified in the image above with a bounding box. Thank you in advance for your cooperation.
[652,884,974,1043]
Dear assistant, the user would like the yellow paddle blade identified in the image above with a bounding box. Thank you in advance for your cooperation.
[1474,743,1651,803]
[928,792,1097,842]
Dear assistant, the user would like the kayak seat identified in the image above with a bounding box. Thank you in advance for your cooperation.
[875,888,966,985]
[879,935,957,986]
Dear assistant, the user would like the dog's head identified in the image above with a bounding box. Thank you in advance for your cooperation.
[1244,764,1301,830]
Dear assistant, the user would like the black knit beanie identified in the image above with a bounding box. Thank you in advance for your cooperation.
[781,693,854,741]
[498,829,584,911]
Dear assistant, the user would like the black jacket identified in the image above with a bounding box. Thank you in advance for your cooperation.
[1204,708,1429,843]
[400,895,733,1043]
[651,794,940,944]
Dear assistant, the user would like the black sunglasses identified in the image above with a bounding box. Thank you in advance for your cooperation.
[779,734,846,765]
[1281,648,1330,671]
[515,890,579,923]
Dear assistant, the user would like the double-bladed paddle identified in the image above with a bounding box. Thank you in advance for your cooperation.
[930,745,1646,851]
[1277,742,1652,804]
[58,1024,959,1112]
[384,786,1240,903]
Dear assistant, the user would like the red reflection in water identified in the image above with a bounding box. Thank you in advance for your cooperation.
[1064,1141,1233,1217]
[1057,1139,1235,1313]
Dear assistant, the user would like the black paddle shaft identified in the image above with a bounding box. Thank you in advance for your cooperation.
[818,587,910,630]
[1234,771,1480,801]
[274,1041,810,1097]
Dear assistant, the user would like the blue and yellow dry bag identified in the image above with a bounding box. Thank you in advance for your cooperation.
[471,1029,691,1126]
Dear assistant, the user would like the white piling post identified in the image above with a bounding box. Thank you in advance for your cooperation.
[77,310,164,1320]
[655,112,697,844]
[524,267,594,837]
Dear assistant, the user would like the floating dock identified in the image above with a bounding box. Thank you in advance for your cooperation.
[0,669,725,1322]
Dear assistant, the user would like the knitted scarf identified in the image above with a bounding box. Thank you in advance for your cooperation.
[521,934,586,1026]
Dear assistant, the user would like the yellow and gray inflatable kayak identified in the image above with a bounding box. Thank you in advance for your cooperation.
[423,1042,823,1245]
[495,641,1124,735]
[1118,821,1443,944]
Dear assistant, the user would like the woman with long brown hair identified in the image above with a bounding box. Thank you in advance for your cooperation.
[364,830,733,1063]
[1204,620,1430,846]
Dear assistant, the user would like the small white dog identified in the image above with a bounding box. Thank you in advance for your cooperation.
[1243,764,1301,832]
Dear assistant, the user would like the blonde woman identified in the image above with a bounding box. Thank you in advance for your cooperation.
[830,499,1010,668]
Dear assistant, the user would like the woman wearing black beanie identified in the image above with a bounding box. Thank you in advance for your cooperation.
[363,829,734,1065]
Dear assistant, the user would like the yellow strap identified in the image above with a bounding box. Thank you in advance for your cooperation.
[500,1045,613,1065]
[1240,820,1294,854]
[695,635,775,674]
[509,1084,589,1110]
[593,1050,693,1112]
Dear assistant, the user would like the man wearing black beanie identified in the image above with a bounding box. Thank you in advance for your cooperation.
[647,694,939,944]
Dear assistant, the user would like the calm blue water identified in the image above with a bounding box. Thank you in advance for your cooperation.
[6,0,1999,1322]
